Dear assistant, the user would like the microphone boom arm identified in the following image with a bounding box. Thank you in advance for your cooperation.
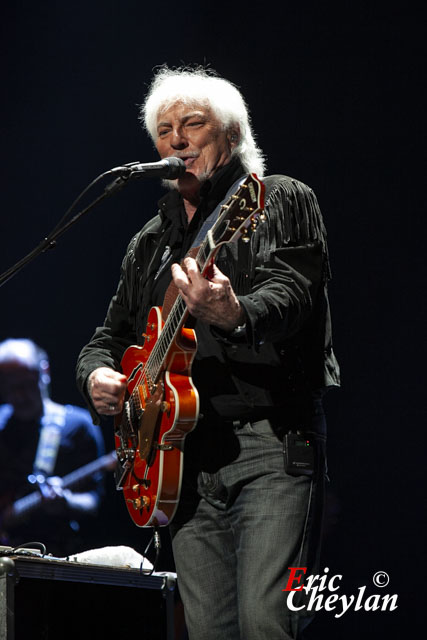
[0,169,132,288]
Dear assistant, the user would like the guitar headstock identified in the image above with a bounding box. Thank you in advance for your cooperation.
[209,173,265,248]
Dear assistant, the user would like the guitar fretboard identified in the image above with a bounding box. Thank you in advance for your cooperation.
[132,223,214,398]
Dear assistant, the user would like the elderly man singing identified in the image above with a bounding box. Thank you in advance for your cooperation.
[77,65,340,639]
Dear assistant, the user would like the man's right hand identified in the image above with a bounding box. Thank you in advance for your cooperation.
[88,367,127,415]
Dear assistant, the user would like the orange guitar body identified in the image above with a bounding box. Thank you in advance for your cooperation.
[115,306,199,527]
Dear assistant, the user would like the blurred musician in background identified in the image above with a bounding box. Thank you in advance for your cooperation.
[0,338,106,556]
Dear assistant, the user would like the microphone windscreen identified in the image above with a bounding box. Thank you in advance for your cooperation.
[165,157,186,178]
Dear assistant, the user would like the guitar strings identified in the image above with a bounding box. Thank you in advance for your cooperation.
[126,177,254,419]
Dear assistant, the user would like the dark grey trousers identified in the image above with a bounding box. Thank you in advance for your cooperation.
[170,412,326,640]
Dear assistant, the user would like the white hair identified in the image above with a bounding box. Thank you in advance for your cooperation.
[0,338,50,392]
[140,66,266,177]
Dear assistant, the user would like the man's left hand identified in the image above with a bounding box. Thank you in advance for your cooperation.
[171,257,245,331]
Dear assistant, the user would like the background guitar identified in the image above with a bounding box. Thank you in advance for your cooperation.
[0,451,117,542]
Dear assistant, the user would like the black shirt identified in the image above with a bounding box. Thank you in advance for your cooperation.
[150,157,247,308]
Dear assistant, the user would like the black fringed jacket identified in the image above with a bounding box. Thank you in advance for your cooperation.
[76,158,340,426]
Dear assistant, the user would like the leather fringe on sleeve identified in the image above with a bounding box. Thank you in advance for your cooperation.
[257,175,331,279]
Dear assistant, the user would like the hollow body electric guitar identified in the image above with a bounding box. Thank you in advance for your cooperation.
[114,173,265,528]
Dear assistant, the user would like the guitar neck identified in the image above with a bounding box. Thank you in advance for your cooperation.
[60,451,116,489]
[7,451,116,524]
[146,240,218,384]
[143,173,265,387]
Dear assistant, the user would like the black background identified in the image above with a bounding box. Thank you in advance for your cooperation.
[1,1,425,637]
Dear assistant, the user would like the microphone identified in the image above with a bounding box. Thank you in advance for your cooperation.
[111,157,186,179]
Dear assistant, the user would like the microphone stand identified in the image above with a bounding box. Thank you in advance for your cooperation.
[0,172,131,289]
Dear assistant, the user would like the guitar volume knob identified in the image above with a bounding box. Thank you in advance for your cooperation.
[127,495,150,510]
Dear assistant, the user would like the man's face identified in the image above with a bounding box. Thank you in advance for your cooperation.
[0,362,44,421]
[155,103,237,190]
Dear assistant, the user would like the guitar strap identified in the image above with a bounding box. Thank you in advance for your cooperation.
[190,174,248,249]
[33,400,66,476]
[153,174,248,283]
